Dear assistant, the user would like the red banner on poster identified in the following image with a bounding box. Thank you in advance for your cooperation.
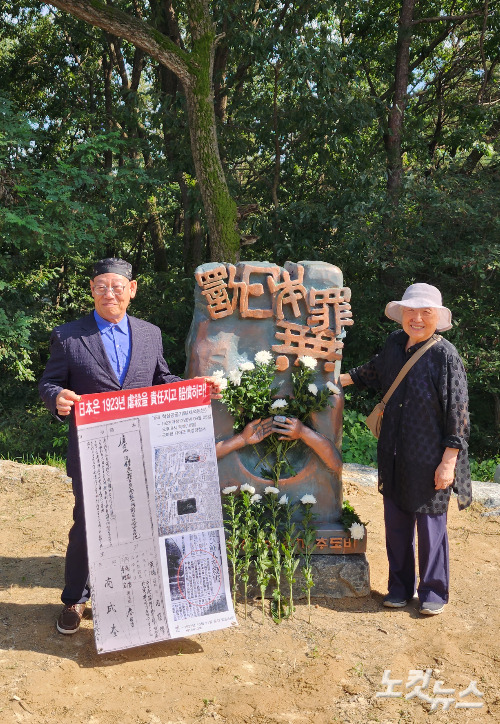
[75,379,210,426]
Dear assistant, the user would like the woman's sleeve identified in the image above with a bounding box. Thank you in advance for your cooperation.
[349,353,383,391]
[441,350,469,450]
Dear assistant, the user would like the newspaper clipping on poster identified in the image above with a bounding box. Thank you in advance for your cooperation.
[75,379,236,653]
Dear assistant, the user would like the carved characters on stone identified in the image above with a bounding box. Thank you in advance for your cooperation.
[194,261,353,371]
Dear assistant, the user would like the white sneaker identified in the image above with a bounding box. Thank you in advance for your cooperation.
[419,602,445,615]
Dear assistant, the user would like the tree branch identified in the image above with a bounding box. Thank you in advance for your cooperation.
[48,0,194,84]
[411,10,483,25]
[362,60,380,98]
[106,34,129,89]
[478,0,490,103]
[380,19,471,102]
[271,62,281,209]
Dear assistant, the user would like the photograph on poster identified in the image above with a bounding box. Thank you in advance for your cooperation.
[159,527,234,637]
[154,438,222,535]
[161,529,230,620]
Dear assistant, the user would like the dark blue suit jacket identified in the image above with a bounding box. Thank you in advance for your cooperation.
[39,312,181,480]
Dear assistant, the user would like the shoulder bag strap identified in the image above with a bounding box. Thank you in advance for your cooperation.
[381,335,441,406]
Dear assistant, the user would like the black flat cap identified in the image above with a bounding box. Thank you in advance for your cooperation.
[92,258,133,280]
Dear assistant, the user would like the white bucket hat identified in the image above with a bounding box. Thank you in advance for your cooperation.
[385,283,452,332]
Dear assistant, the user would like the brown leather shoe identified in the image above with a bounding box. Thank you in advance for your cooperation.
[56,603,86,635]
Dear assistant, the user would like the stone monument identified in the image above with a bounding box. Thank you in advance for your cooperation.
[185,260,370,598]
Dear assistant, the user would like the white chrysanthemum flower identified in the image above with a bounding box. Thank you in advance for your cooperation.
[308,383,318,395]
[271,399,287,409]
[278,494,289,505]
[255,350,273,365]
[250,493,262,504]
[239,361,255,371]
[222,485,238,494]
[326,381,341,394]
[217,377,228,390]
[349,522,365,540]
[300,493,317,505]
[298,355,317,370]
[211,369,225,379]
[241,483,256,495]
[228,369,242,386]
[264,486,280,495]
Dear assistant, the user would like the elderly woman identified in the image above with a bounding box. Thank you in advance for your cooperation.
[340,283,471,615]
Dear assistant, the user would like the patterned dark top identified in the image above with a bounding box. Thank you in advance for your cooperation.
[349,330,472,514]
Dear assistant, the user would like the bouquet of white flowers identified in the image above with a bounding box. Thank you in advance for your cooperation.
[216,353,337,485]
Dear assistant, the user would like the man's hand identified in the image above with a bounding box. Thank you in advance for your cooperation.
[204,376,224,400]
[55,389,81,416]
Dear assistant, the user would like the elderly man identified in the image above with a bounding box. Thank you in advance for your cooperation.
[39,258,218,634]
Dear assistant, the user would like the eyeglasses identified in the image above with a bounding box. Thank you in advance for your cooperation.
[93,283,129,296]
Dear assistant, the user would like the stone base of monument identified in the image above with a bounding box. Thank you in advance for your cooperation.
[241,553,370,600]
[306,553,370,598]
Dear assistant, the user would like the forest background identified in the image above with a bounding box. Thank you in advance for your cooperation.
[0,0,498,477]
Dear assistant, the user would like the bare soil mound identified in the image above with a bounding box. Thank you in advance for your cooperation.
[1,460,499,723]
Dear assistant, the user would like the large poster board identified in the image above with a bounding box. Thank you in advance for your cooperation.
[75,379,236,653]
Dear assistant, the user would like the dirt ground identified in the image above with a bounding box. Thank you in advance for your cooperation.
[1,459,499,724]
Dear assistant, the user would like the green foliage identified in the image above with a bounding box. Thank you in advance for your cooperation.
[342,400,378,468]
[0,1,498,466]
[219,358,279,432]
[470,456,500,484]
[284,364,333,422]
[340,500,366,530]
[335,166,500,460]
[0,401,66,463]
[221,486,321,623]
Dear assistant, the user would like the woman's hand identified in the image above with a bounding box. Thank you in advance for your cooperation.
[338,373,353,387]
[434,448,459,489]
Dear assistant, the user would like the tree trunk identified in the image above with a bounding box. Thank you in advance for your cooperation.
[271,62,281,210]
[428,75,444,160]
[48,0,239,262]
[147,197,168,273]
[184,0,239,262]
[384,0,416,201]
[493,393,500,433]
[177,173,204,275]
[103,50,113,171]
[213,17,229,123]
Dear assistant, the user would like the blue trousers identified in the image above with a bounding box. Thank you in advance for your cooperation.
[383,496,449,605]
[61,476,90,606]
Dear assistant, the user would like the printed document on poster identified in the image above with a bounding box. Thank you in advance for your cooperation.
[75,380,236,653]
